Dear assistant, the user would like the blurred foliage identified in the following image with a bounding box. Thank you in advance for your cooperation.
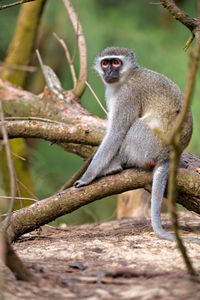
[0,0,199,225]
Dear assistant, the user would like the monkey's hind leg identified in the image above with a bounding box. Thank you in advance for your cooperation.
[97,155,123,177]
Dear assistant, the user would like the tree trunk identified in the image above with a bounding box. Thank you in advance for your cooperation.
[117,189,150,219]
[0,0,46,204]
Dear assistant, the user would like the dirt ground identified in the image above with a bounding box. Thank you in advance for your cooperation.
[1,212,200,300]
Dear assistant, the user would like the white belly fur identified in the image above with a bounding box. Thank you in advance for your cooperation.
[140,113,162,131]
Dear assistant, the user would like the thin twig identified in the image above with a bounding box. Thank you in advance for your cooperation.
[0,61,37,72]
[161,0,200,279]
[0,101,16,231]
[0,0,35,10]
[58,149,96,192]
[36,49,65,101]
[0,213,8,217]
[16,178,38,200]
[85,81,108,115]
[62,0,88,98]
[13,168,23,208]
[168,150,197,277]
[4,116,67,125]
[12,152,26,161]
[184,34,195,51]
[53,32,77,88]
[149,2,162,4]
[5,237,35,281]
[96,272,117,297]
[0,213,4,297]
[71,0,79,64]
[168,42,200,279]
[0,196,38,202]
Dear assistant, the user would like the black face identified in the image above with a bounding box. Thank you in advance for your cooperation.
[101,58,122,83]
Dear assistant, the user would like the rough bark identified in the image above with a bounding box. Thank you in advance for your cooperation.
[0,79,106,147]
[3,154,200,243]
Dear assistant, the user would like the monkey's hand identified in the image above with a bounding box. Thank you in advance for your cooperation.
[74,165,99,187]
[74,179,89,188]
[74,173,96,188]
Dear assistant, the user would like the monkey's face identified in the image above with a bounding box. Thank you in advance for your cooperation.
[94,47,138,86]
[100,58,122,84]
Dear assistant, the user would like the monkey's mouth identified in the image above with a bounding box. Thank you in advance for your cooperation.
[104,76,119,83]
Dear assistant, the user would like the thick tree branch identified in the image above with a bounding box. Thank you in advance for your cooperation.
[0,77,102,160]
[3,156,200,243]
[0,119,102,146]
[60,142,94,159]
[160,0,199,31]
[0,79,106,145]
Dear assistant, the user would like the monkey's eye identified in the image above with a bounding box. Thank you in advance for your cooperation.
[112,58,122,68]
[101,59,109,69]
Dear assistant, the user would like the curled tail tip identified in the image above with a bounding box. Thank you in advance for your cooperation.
[183,237,200,244]
[153,228,200,244]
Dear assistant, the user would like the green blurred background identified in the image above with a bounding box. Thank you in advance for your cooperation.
[0,0,199,225]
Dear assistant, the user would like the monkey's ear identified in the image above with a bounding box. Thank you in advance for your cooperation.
[93,58,104,78]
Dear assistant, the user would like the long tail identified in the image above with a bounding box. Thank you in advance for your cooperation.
[151,162,174,240]
[151,162,200,243]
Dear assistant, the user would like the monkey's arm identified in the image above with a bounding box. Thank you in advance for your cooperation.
[74,128,127,187]
[74,104,133,187]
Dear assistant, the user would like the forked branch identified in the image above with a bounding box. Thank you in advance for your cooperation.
[160,0,200,47]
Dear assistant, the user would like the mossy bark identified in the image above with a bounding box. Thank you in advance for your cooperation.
[0,0,46,204]
[0,79,107,147]
[1,0,46,85]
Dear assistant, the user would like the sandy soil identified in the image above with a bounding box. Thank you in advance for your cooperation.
[1,212,200,300]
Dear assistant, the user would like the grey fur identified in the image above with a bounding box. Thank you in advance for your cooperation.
[75,47,199,242]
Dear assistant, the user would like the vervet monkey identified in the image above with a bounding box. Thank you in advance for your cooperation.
[75,47,199,242]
